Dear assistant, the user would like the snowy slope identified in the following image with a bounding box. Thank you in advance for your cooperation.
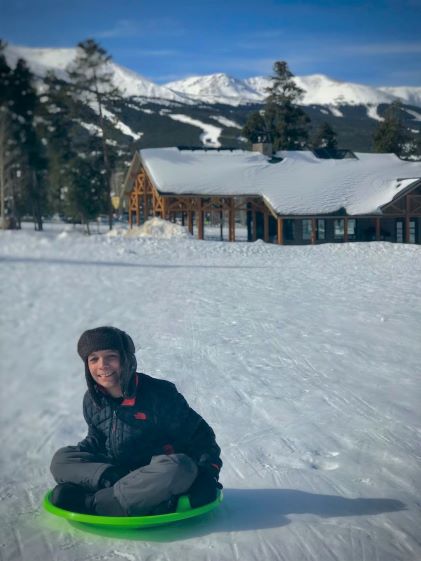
[166,73,263,106]
[0,225,421,561]
[379,87,421,108]
[5,44,421,110]
[244,74,397,107]
[4,44,190,103]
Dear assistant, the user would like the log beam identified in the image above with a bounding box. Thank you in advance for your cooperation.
[277,218,284,245]
[405,196,410,243]
[229,198,235,242]
[376,217,381,241]
[311,217,317,245]
[188,211,193,235]
[197,199,204,240]
[263,210,269,242]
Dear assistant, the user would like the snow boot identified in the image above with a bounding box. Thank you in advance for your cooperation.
[51,483,95,514]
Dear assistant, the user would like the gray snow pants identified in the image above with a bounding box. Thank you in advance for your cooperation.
[50,446,198,516]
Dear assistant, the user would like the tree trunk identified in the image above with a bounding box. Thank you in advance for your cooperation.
[96,92,113,231]
[31,171,43,231]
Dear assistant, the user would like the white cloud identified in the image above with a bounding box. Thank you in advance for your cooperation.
[342,41,421,55]
[95,19,138,39]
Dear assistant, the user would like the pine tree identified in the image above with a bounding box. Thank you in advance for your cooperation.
[39,71,78,217]
[66,39,122,230]
[242,111,267,144]
[9,57,48,230]
[66,137,108,233]
[242,60,311,151]
[373,101,410,157]
[312,122,338,149]
[0,40,13,228]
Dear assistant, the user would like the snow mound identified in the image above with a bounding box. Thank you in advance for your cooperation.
[108,217,192,239]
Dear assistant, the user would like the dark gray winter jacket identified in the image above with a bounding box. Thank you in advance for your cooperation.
[78,372,222,476]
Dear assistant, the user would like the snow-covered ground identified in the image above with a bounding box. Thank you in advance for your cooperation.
[1,222,421,561]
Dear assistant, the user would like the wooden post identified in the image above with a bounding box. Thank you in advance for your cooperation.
[263,210,269,242]
[252,210,257,241]
[376,217,381,241]
[144,192,149,222]
[188,211,193,235]
[162,198,168,221]
[277,218,283,245]
[229,198,235,242]
[405,196,410,243]
[198,199,204,240]
[311,218,316,245]
[344,217,348,243]
[135,195,140,226]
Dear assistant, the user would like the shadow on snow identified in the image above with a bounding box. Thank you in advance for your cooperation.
[52,488,405,542]
[1,256,267,270]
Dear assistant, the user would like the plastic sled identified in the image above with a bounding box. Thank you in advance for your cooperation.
[43,489,223,528]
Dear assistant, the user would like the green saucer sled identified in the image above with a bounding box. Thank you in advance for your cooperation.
[43,490,223,529]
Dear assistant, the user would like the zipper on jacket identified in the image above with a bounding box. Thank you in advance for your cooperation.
[110,408,117,457]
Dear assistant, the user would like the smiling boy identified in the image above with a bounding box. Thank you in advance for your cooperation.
[50,326,222,516]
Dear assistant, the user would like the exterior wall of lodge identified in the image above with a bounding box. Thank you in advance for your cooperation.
[261,216,421,245]
[127,165,421,245]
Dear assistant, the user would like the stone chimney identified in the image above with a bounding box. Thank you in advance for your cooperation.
[252,136,273,157]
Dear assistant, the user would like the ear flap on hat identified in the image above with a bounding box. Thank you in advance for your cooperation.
[120,330,135,355]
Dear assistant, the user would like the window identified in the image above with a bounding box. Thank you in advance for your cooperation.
[284,219,295,241]
[410,219,416,244]
[302,219,312,241]
[334,219,344,240]
[396,220,404,243]
[348,219,356,241]
[317,219,325,241]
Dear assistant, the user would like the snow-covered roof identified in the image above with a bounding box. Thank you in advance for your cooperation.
[139,148,421,216]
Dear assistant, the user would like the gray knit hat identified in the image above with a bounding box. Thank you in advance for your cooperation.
[77,326,137,403]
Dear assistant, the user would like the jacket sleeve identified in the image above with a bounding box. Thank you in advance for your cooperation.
[76,392,106,454]
[167,384,222,476]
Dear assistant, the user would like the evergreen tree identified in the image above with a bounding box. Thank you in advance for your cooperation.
[373,101,410,157]
[66,137,108,233]
[39,71,78,216]
[0,40,13,228]
[242,111,267,144]
[9,58,48,229]
[242,60,311,151]
[312,121,338,149]
[265,61,305,105]
[411,132,421,159]
[66,39,122,230]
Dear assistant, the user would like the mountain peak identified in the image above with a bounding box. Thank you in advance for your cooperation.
[3,43,421,108]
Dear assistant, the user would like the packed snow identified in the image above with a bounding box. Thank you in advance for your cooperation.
[405,109,421,122]
[108,217,192,239]
[167,114,222,147]
[0,223,420,561]
[366,105,384,122]
[139,148,421,215]
[210,115,242,129]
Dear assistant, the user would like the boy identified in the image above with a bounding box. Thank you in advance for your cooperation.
[50,326,222,516]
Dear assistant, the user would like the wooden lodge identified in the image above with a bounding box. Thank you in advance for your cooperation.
[123,146,421,245]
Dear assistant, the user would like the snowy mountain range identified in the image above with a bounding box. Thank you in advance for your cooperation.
[5,43,421,109]
[3,43,421,153]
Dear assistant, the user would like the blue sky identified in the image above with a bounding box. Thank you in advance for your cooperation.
[1,0,420,86]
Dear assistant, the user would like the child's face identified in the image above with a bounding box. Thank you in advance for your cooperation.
[87,349,122,395]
